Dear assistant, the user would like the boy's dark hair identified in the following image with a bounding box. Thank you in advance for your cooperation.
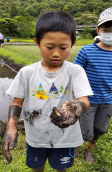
[98,21,112,29]
[36,11,76,45]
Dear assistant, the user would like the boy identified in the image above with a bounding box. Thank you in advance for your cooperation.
[74,7,112,163]
[7,36,10,43]
[2,11,93,172]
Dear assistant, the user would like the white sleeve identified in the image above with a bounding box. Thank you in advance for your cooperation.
[6,69,25,98]
[73,66,93,99]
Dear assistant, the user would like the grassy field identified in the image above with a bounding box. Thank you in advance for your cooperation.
[4,38,35,43]
[4,38,93,45]
[1,38,93,65]
[1,40,112,172]
[0,45,83,65]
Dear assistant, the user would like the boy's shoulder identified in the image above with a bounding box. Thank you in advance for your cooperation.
[66,60,82,68]
[20,61,41,73]
[80,42,102,53]
[82,42,96,50]
[82,42,112,53]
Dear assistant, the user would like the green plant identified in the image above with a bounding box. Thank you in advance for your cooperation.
[86,33,93,39]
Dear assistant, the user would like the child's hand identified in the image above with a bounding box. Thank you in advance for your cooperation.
[50,100,84,128]
[1,101,23,163]
[2,121,18,163]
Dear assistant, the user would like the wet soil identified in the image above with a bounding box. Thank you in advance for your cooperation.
[0,55,24,72]
[0,56,25,140]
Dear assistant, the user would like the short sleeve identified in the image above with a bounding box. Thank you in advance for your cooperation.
[6,70,25,98]
[73,66,93,99]
[73,47,87,69]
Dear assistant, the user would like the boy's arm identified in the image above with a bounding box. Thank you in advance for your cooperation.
[50,96,90,128]
[2,97,24,163]
[76,96,90,112]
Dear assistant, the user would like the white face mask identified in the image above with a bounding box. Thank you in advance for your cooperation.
[100,32,112,45]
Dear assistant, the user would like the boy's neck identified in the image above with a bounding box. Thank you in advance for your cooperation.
[97,41,112,51]
[41,60,64,73]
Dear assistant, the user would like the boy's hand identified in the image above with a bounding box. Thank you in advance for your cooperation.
[2,122,18,163]
[2,104,22,163]
[50,100,85,128]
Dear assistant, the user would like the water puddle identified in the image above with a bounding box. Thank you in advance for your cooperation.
[0,59,23,121]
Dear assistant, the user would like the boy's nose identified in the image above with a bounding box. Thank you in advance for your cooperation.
[52,49,60,57]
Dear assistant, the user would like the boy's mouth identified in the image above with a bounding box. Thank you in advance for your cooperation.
[51,59,60,63]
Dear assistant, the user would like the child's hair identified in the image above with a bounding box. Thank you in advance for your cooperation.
[98,21,112,29]
[36,11,76,45]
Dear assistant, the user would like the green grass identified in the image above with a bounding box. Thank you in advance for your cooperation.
[0,46,42,66]
[0,39,93,66]
[76,39,93,45]
[4,38,93,44]
[0,45,82,65]
[4,38,35,43]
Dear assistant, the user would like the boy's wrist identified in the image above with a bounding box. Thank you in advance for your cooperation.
[78,101,86,112]
[8,105,22,126]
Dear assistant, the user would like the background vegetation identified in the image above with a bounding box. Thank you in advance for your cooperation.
[0,39,93,65]
[0,0,112,38]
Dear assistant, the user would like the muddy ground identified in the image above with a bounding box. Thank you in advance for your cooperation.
[0,55,25,72]
[0,56,25,140]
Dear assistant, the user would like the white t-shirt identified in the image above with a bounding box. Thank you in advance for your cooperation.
[6,60,93,148]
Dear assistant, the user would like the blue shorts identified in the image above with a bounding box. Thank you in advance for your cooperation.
[26,143,74,170]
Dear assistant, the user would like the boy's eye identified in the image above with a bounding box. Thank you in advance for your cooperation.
[47,47,53,49]
[61,47,67,50]
[103,29,109,32]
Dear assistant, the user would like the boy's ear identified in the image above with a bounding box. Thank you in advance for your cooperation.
[34,38,40,48]
[96,28,100,36]
[72,41,76,46]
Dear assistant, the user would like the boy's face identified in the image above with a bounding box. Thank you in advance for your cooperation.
[96,26,112,46]
[97,26,112,34]
[35,32,72,70]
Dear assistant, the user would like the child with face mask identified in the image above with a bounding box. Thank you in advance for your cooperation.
[73,7,112,163]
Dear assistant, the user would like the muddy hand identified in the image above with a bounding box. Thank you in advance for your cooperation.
[2,105,21,163]
[2,123,18,163]
[69,100,84,118]
[50,100,85,128]
[50,107,61,126]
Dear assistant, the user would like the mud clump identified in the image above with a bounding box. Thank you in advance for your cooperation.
[50,100,81,128]
[0,56,24,72]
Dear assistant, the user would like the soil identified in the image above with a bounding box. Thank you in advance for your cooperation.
[0,56,25,141]
[0,55,24,72]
